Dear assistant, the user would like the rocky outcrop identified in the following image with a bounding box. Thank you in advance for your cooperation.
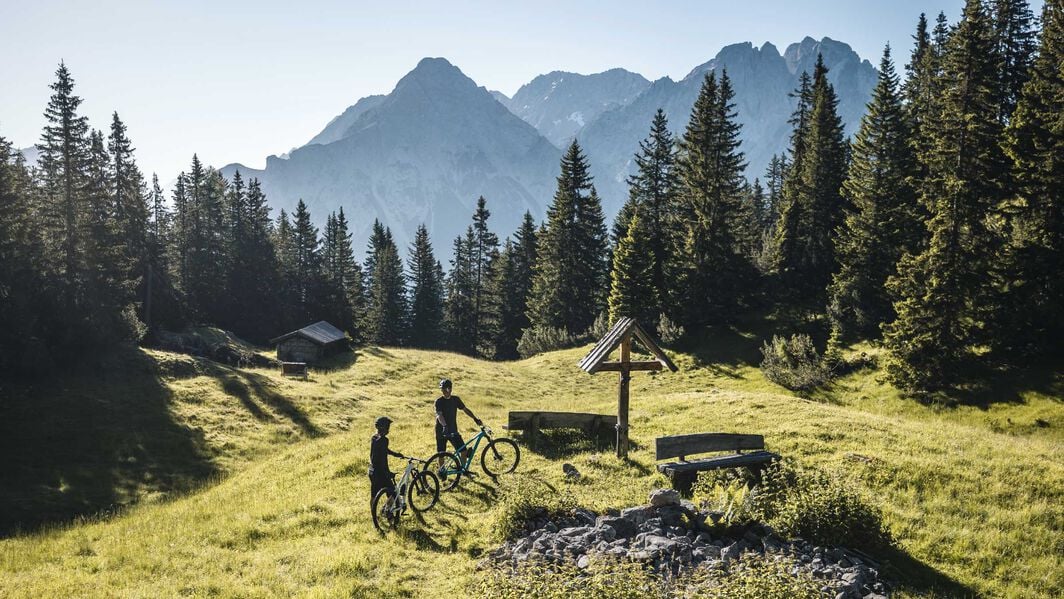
[482,490,890,599]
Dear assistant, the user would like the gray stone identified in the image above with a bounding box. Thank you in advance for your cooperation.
[577,554,590,569]
[720,542,743,564]
[597,516,638,538]
[649,488,681,507]
[620,506,652,526]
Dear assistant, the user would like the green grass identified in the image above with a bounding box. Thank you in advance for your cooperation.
[0,336,1060,598]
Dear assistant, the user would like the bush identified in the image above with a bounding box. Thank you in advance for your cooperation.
[518,326,580,358]
[492,477,577,541]
[475,557,662,599]
[684,553,824,599]
[759,333,831,391]
[585,311,611,340]
[656,313,685,346]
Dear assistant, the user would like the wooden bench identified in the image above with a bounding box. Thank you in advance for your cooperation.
[280,361,308,380]
[506,411,617,447]
[656,433,778,494]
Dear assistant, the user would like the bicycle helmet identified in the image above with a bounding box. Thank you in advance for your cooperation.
[439,378,452,389]
[374,416,393,428]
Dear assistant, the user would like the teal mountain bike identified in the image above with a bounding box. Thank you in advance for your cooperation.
[371,457,440,532]
[425,425,520,491]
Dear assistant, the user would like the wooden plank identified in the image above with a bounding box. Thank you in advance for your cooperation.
[578,317,632,373]
[507,411,617,430]
[617,334,631,458]
[655,433,765,460]
[656,450,777,475]
[630,322,679,372]
[596,360,663,372]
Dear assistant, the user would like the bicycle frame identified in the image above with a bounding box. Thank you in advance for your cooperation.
[439,427,492,474]
[386,459,421,514]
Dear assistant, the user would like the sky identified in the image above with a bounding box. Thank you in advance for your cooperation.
[0,0,1041,186]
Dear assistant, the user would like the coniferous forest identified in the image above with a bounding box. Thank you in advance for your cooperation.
[1,0,1061,401]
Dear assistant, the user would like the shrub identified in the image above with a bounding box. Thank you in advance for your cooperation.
[518,326,580,358]
[759,333,831,391]
[492,477,577,541]
[683,553,824,599]
[691,478,755,529]
[475,557,662,599]
[585,311,611,340]
[656,313,685,345]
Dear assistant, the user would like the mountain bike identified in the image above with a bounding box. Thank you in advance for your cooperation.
[371,457,440,532]
[425,425,520,491]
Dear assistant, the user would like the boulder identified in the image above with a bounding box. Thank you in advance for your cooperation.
[649,488,680,507]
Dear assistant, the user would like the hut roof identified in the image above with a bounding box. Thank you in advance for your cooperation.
[578,317,678,374]
[270,321,347,346]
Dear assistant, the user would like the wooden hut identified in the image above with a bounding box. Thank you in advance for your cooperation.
[270,321,347,364]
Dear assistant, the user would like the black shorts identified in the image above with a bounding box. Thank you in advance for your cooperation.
[368,471,395,499]
[435,426,465,453]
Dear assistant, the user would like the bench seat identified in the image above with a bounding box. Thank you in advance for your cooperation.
[657,449,777,476]
[655,432,779,494]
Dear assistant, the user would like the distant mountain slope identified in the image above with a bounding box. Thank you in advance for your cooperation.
[578,37,876,215]
[499,69,650,148]
[222,58,560,256]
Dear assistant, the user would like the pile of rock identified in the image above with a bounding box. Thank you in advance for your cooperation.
[483,489,890,599]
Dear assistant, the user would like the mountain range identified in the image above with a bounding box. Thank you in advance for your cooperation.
[217,37,877,257]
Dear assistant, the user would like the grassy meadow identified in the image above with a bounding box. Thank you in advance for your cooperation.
[0,330,1060,598]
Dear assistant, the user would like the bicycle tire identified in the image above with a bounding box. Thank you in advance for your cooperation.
[425,451,464,491]
[371,488,398,532]
[407,470,440,512]
[481,437,520,478]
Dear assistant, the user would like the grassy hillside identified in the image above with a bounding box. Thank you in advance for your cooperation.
[0,338,1060,598]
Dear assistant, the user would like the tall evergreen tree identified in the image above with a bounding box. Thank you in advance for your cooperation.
[364,221,407,345]
[445,228,478,354]
[671,71,756,326]
[608,211,657,326]
[528,140,609,333]
[773,56,849,305]
[290,199,322,322]
[828,46,922,344]
[884,0,1009,393]
[407,224,446,347]
[318,207,362,339]
[1003,0,1064,351]
[762,153,787,233]
[470,196,500,355]
[994,0,1038,123]
[493,212,538,359]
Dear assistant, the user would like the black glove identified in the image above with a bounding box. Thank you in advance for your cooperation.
[475,418,484,427]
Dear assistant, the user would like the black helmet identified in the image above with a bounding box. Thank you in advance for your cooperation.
[439,378,452,389]
[374,416,393,428]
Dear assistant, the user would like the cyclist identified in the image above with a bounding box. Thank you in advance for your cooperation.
[435,378,483,465]
[369,416,406,501]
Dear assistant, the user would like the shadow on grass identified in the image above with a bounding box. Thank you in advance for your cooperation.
[875,546,975,597]
[518,428,627,460]
[215,366,321,437]
[0,346,219,538]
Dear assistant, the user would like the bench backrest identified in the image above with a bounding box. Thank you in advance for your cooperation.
[508,411,617,430]
[655,433,765,461]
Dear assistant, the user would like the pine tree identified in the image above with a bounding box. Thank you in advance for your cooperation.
[773,57,848,306]
[528,140,609,334]
[470,196,500,355]
[762,153,787,233]
[884,0,1009,393]
[143,173,183,332]
[994,0,1038,123]
[290,199,322,322]
[407,224,445,347]
[493,212,538,359]
[273,209,299,329]
[1003,0,1064,351]
[619,109,679,319]
[771,72,814,283]
[364,221,407,345]
[445,228,478,354]
[828,46,921,344]
[671,71,756,326]
[608,211,657,325]
[317,207,362,339]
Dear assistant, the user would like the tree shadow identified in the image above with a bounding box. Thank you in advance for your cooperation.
[944,354,1064,408]
[0,346,219,537]
[360,346,396,360]
[315,349,359,372]
[212,365,321,437]
[873,545,975,597]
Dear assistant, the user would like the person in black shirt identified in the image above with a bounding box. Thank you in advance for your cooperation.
[434,378,483,460]
[368,416,405,500]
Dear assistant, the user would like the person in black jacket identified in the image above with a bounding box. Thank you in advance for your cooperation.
[368,416,405,500]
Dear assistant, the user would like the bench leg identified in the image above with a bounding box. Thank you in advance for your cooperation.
[671,471,698,497]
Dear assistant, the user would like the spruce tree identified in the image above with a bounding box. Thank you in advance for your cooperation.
[883,0,1009,393]
[364,222,407,345]
[762,153,787,233]
[1003,0,1064,351]
[608,211,657,326]
[493,212,538,359]
[771,72,814,282]
[994,0,1038,123]
[445,228,478,354]
[291,199,322,322]
[407,224,446,347]
[828,46,921,344]
[470,196,500,355]
[671,71,756,326]
[528,140,608,334]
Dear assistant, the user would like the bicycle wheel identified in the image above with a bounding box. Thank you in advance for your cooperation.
[426,451,464,491]
[481,438,520,477]
[407,470,440,512]
[371,488,398,532]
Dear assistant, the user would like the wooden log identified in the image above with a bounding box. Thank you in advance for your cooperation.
[595,361,663,372]
[655,433,765,461]
[616,334,631,458]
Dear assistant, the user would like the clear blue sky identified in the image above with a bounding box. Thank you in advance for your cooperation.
[0,0,1035,185]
